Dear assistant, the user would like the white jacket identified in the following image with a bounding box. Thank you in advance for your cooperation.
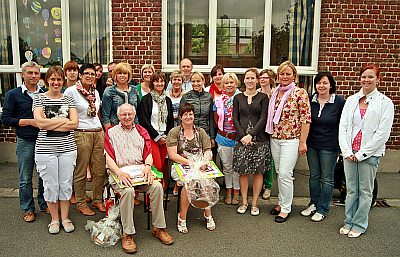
[339,88,394,161]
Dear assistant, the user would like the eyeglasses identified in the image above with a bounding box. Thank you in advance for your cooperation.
[83,72,96,77]
[259,76,270,80]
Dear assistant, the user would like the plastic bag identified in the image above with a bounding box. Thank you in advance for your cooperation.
[85,204,121,247]
[183,151,220,209]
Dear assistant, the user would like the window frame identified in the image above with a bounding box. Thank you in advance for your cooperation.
[162,0,321,75]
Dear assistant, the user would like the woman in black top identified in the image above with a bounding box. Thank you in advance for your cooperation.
[301,71,345,222]
[233,68,270,216]
[138,72,174,179]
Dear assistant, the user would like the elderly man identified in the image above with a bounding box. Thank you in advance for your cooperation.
[166,58,193,92]
[104,103,173,254]
[1,61,48,222]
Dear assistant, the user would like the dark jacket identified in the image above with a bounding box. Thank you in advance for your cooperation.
[1,87,45,141]
[138,93,174,141]
[179,90,215,138]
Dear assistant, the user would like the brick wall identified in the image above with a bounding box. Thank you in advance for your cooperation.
[0,126,16,143]
[111,0,162,80]
[318,0,400,149]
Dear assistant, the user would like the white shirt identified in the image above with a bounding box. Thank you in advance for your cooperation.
[21,83,41,99]
[150,100,167,137]
[63,85,102,129]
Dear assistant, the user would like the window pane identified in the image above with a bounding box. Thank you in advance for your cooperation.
[0,0,12,65]
[167,0,209,65]
[69,0,110,64]
[16,0,63,67]
[217,0,265,68]
[271,0,315,66]
[0,73,16,107]
[299,75,314,95]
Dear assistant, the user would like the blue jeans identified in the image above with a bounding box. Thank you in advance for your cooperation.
[306,147,337,216]
[343,156,380,233]
[16,137,46,212]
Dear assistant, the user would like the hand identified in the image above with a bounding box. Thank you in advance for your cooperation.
[298,142,307,156]
[158,138,166,145]
[210,139,216,148]
[141,165,154,185]
[106,78,113,86]
[240,134,252,145]
[346,155,358,162]
[117,171,133,187]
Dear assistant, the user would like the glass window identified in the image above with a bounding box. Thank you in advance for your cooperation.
[0,0,12,65]
[216,0,265,68]
[69,0,110,64]
[167,0,209,65]
[16,0,63,67]
[0,73,16,107]
[270,0,315,66]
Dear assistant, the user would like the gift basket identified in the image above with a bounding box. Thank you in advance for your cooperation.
[85,204,121,247]
[183,152,220,209]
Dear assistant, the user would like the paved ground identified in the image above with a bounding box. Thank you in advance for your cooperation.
[0,162,399,256]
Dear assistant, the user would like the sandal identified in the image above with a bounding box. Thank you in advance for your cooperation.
[339,226,351,235]
[62,219,75,233]
[204,215,216,231]
[251,205,260,216]
[348,230,363,238]
[237,204,248,214]
[177,214,188,234]
[48,220,60,234]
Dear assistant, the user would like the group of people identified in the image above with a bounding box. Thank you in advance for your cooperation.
[1,57,394,254]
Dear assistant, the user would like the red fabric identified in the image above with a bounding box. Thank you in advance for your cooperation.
[209,82,223,99]
[104,124,152,162]
[150,140,167,173]
[352,109,367,151]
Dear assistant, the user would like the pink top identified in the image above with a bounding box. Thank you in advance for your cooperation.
[352,108,367,151]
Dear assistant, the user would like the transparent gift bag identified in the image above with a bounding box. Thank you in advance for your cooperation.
[85,204,121,247]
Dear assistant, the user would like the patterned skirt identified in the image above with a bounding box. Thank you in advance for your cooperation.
[233,140,271,175]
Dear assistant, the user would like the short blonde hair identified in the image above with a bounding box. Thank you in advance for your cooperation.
[112,63,133,83]
[140,64,155,80]
[277,61,298,84]
[190,71,205,82]
[221,73,239,86]
[170,70,184,81]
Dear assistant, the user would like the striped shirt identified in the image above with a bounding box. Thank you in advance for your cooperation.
[33,93,77,154]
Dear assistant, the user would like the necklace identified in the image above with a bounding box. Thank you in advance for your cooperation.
[171,88,182,98]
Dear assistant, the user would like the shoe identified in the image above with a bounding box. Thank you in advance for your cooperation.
[237,204,248,214]
[62,219,75,233]
[339,226,351,235]
[348,230,363,238]
[275,213,290,223]
[301,204,316,217]
[262,189,271,200]
[333,200,345,206]
[251,206,260,216]
[76,204,96,216]
[152,228,174,245]
[23,212,35,222]
[48,220,60,234]
[177,214,188,234]
[92,202,106,213]
[231,194,240,205]
[270,206,280,216]
[224,193,232,205]
[311,212,325,222]
[173,185,179,196]
[40,207,51,215]
[121,234,137,254]
[204,215,216,231]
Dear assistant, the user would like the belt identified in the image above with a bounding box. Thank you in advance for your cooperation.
[217,129,236,140]
[75,128,103,132]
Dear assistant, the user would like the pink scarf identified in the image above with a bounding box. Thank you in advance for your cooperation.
[265,82,296,134]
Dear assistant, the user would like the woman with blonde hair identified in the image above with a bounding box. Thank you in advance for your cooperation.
[137,64,155,100]
[102,63,140,130]
[266,61,311,223]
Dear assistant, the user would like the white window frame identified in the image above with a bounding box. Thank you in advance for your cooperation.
[162,0,321,75]
[0,0,113,85]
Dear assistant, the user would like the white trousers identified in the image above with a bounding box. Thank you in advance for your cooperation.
[35,150,77,203]
[270,139,299,213]
[218,144,240,190]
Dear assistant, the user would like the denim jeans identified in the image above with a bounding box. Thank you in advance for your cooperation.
[16,137,47,212]
[343,156,380,233]
[306,147,338,216]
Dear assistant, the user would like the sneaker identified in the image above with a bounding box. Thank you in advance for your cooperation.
[262,189,271,200]
[301,204,316,217]
[311,212,325,222]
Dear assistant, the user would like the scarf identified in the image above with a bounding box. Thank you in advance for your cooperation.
[209,82,223,99]
[150,90,168,127]
[265,82,296,134]
[220,89,240,128]
[76,80,97,117]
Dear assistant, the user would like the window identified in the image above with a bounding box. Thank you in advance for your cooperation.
[162,0,321,74]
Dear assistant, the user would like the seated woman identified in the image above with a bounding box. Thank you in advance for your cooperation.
[33,66,78,234]
[167,103,215,233]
